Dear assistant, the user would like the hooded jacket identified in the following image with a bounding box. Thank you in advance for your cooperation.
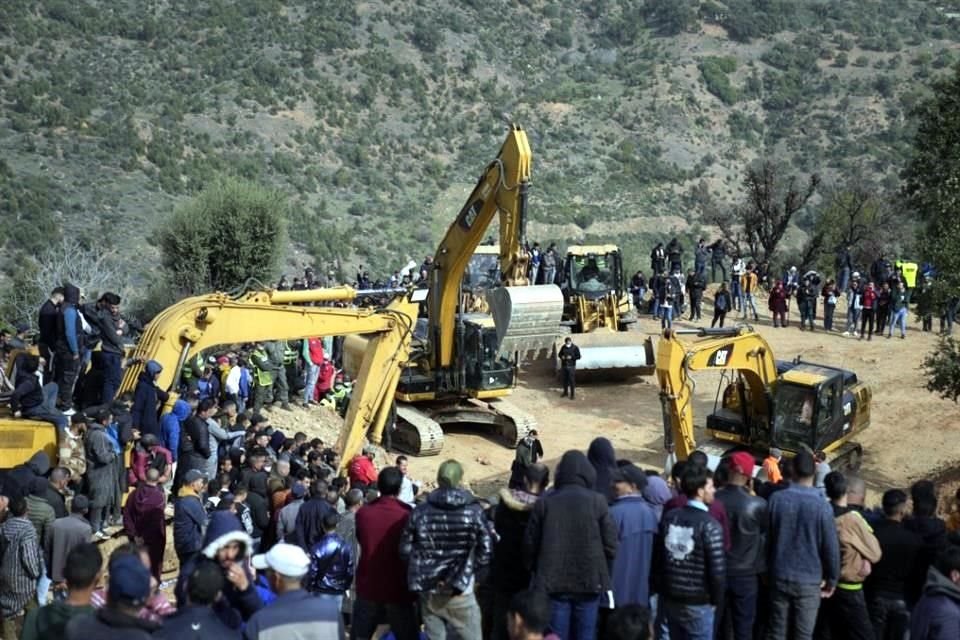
[491,488,539,593]
[10,368,44,413]
[610,494,659,607]
[160,400,191,462]
[131,362,168,439]
[910,566,960,640]
[5,451,50,499]
[123,482,166,545]
[399,486,493,594]
[588,437,618,503]
[175,511,262,629]
[21,600,94,640]
[56,284,82,355]
[525,450,618,594]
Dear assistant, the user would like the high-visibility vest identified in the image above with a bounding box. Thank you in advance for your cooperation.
[897,261,918,288]
[251,349,273,386]
[282,342,297,365]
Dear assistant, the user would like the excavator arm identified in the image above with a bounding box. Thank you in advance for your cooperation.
[118,286,419,474]
[427,124,533,369]
[655,327,779,460]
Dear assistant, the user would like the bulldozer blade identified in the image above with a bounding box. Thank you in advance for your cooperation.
[555,333,656,379]
[487,284,564,360]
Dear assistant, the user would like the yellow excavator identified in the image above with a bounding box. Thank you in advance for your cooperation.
[558,244,655,377]
[0,286,421,473]
[655,326,871,471]
[345,124,564,455]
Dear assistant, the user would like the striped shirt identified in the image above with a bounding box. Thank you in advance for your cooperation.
[0,516,43,617]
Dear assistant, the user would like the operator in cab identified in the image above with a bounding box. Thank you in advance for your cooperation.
[558,337,581,400]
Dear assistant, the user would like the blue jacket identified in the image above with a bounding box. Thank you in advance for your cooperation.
[153,605,240,639]
[911,566,960,640]
[62,305,80,354]
[609,494,658,607]
[173,491,207,556]
[307,532,355,594]
[242,589,342,640]
[160,400,191,462]
[238,368,251,399]
[767,484,840,587]
[176,511,262,629]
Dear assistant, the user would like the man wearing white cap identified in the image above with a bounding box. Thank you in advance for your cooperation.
[244,543,343,639]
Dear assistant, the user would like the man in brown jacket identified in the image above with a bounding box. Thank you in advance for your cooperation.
[817,471,882,640]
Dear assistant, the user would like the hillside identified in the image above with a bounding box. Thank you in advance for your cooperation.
[1,0,959,316]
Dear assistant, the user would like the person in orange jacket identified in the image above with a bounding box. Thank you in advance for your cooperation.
[762,448,783,484]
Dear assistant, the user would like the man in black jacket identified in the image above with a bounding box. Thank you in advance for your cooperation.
[399,459,492,640]
[557,337,581,400]
[866,489,924,640]
[655,464,725,640]
[174,399,214,494]
[37,287,63,378]
[526,450,617,640]
[83,292,125,405]
[714,452,767,640]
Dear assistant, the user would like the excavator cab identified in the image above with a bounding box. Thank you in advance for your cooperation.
[563,249,622,301]
[462,315,514,392]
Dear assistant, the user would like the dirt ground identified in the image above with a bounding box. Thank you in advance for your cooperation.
[262,305,958,507]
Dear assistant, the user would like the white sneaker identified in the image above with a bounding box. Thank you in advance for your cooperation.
[62,408,76,416]
[95,530,110,540]
[842,331,850,336]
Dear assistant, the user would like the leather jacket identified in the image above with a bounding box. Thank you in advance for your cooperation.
[655,504,726,605]
[715,485,768,576]
[306,532,354,594]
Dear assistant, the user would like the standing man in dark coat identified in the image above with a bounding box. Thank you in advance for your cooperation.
[83,292,126,405]
[46,495,93,599]
[37,287,64,379]
[557,337,581,400]
[123,468,167,581]
[525,450,618,640]
[54,284,83,413]
[174,398,215,494]
[85,410,118,538]
[130,360,168,439]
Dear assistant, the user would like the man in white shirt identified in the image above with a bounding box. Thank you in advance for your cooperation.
[396,455,419,506]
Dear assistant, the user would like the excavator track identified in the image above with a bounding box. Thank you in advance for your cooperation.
[394,404,446,457]
[484,397,537,448]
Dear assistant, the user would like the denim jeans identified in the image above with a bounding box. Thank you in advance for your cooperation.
[303,363,320,404]
[742,293,758,320]
[662,599,714,640]
[661,306,674,329]
[889,308,908,337]
[421,591,482,640]
[730,279,742,311]
[24,383,68,432]
[720,574,758,640]
[838,267,851,293]
[101,351,123,405]
[765,580,821,640]
[712,261,727,284]
[549,593,600,640]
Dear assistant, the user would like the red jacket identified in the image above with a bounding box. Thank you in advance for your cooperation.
[307,337,325,366]
[862,287,877,309]
[348,455,378,487]
[128,445,173,486]
[355,496,415,603]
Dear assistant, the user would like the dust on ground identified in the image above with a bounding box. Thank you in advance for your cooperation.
[261,306,957,505]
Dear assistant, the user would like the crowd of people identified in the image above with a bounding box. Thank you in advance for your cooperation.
[626,238,953,339]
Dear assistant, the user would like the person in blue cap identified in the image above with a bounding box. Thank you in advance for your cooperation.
[64,553,158,639]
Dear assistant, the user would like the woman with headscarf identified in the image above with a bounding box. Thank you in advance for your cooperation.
[587,437,618,503]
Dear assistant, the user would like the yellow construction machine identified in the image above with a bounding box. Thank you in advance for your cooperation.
[557,244,654,377]
[345,124,564,455]
[1,286,421,473]
[655,326,871,471]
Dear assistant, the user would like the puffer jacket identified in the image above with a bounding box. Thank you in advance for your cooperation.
[714,485,768,576]
[655,503,726,605]
[399,487,493,594]
[306,532,355,594]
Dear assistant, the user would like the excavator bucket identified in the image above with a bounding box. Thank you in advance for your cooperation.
[487,284,565,361]
[556,331,656,379]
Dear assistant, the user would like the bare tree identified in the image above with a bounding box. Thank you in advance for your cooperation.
[4,238,127,327]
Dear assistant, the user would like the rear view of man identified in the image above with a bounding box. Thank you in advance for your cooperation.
[400,459,493,640]
[911,546,960,640]
[21,542,102,640]
[765,451,840,640]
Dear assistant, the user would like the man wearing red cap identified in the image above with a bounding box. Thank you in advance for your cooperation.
[715,452,768,640]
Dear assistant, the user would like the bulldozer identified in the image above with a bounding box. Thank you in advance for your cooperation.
[0,286,424,474]
[344,124,565,456]
[556,244,655,378]
[655,326,872,471]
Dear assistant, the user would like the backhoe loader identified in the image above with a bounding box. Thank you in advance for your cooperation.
[557,244,655,377]
[655,326,871,471]
[344,124,565,455]
[0,286,422,474]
